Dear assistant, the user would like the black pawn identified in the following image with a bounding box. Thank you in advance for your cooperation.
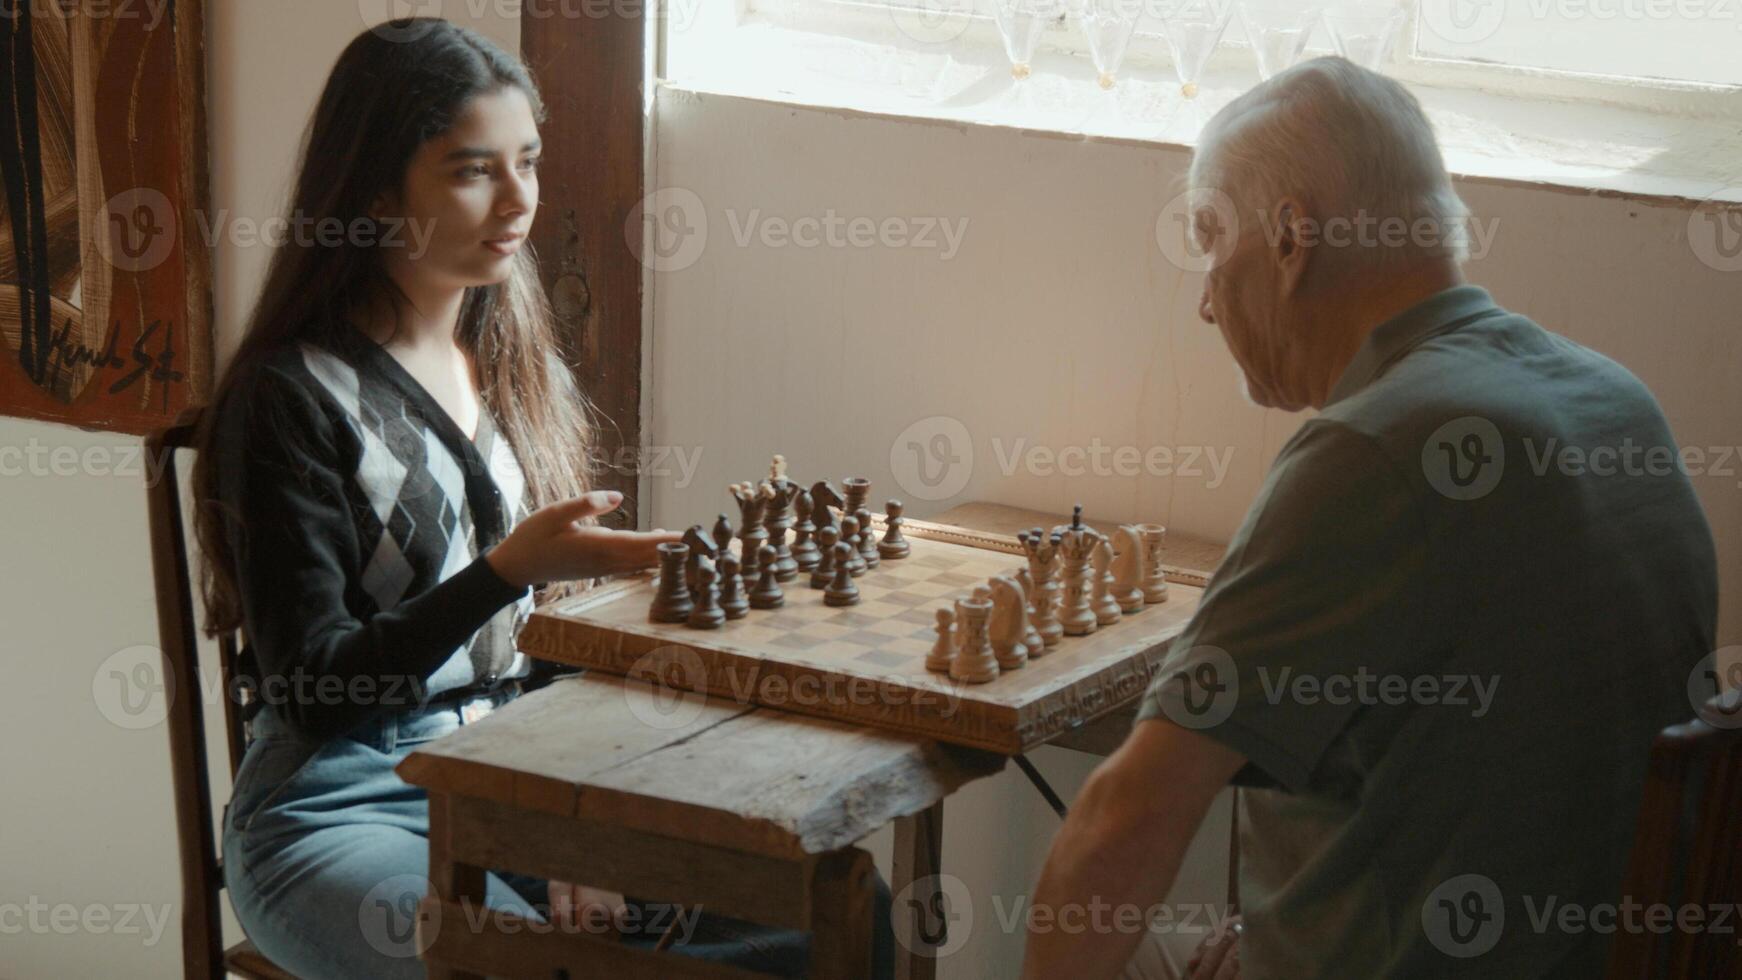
[824,541,861,607]
[810,526,839,589]
[879,499,911,560]
[840,515,868,577]
[750,544,785,609]
[719,553,749,619]
[687,558,725,629]
[855,507,880,569]
[792,490,820,572]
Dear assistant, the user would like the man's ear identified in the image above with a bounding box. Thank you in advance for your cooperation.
[1271,196,1313,294]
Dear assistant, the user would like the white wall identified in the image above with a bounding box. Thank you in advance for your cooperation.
[2,3,1736,978]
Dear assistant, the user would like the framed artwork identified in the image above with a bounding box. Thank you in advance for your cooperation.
[0,0,211,434]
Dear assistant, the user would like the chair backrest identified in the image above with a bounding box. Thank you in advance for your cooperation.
[145,406,254,980]
[1608,694,1742,979]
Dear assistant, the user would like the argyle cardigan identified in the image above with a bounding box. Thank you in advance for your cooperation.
[212,327,538,739]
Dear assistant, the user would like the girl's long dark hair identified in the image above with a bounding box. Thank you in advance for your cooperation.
[191,18,595,636]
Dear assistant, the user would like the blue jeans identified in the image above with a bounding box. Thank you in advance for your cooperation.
[222,688,894,978]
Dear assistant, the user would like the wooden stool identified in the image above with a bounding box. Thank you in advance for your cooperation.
[396,673,1003,978]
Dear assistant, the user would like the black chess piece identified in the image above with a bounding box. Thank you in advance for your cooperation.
[792,489,821,572]
[750,544,785,609]
[682,525,714,595]
[840,515,868,577]
[687,557,725,629]
[810,525,839,589]
[824,541,861,607]
[879,499,911,559]
[854,507,880,569]
[649,542,693,623]
[719,552,749,619]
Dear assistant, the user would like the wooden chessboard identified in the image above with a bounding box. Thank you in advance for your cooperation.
[517,518,1206,754]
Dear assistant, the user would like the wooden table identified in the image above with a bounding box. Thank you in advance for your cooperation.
[402,503,1225,978]
[398,672,1004,978]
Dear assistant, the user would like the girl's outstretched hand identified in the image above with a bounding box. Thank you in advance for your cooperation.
[485,491,682,588]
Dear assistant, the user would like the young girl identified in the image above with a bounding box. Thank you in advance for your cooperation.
[192,19,890,978]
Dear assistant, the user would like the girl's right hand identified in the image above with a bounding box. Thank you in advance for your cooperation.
[484,491,682,589]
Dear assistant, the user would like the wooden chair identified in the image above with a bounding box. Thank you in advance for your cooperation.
[1608,693,1742,979]
[145,406,296,980]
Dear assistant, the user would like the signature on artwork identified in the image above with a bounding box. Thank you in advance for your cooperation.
[40,317,186,397]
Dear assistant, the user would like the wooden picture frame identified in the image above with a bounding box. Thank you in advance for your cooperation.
[0,0,212,434]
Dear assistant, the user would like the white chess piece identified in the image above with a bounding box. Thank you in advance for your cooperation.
[926,608,956,674]
[1112,525,1145,613]
[1092,535,1123,626]
[987,576,1030,670]
[950,589,1000,684]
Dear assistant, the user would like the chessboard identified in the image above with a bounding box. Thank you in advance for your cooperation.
[517,516,1205,754]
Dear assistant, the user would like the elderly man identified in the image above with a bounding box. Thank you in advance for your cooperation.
[1022,57,1718,979]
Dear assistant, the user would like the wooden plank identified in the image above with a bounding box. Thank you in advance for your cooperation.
[396,674,757,816]
[427,792,487,980]
[443,793,814,929]
[808,849,877,980]
[519,530,1201,754]
[892,803,944,980]
[418,898,762,979]
[576,710,1003,856]
[930,502,1225,587]
[1046,703,1140,757]
[401,675,1003,857]
[520,4,645,529]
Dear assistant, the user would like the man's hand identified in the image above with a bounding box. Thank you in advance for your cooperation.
[547,880,627,938]
[1184,914,1243,979]
[1020,719,1246,980]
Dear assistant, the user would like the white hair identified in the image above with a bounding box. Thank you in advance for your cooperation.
[1190,56,1471,281]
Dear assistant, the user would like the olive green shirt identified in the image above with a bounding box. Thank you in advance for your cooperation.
[1138,285,1718,978]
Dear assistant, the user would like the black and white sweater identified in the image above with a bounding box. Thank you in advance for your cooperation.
[213,326,540,739]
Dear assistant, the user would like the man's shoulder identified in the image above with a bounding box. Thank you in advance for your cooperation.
[1320,310,1663,461]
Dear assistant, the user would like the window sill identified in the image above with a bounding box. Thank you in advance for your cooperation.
[663,20,1742,207]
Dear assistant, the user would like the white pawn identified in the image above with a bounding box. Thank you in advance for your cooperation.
[950,590,1000,684]
[1091,535,1122,626]
[926,608,955,674]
